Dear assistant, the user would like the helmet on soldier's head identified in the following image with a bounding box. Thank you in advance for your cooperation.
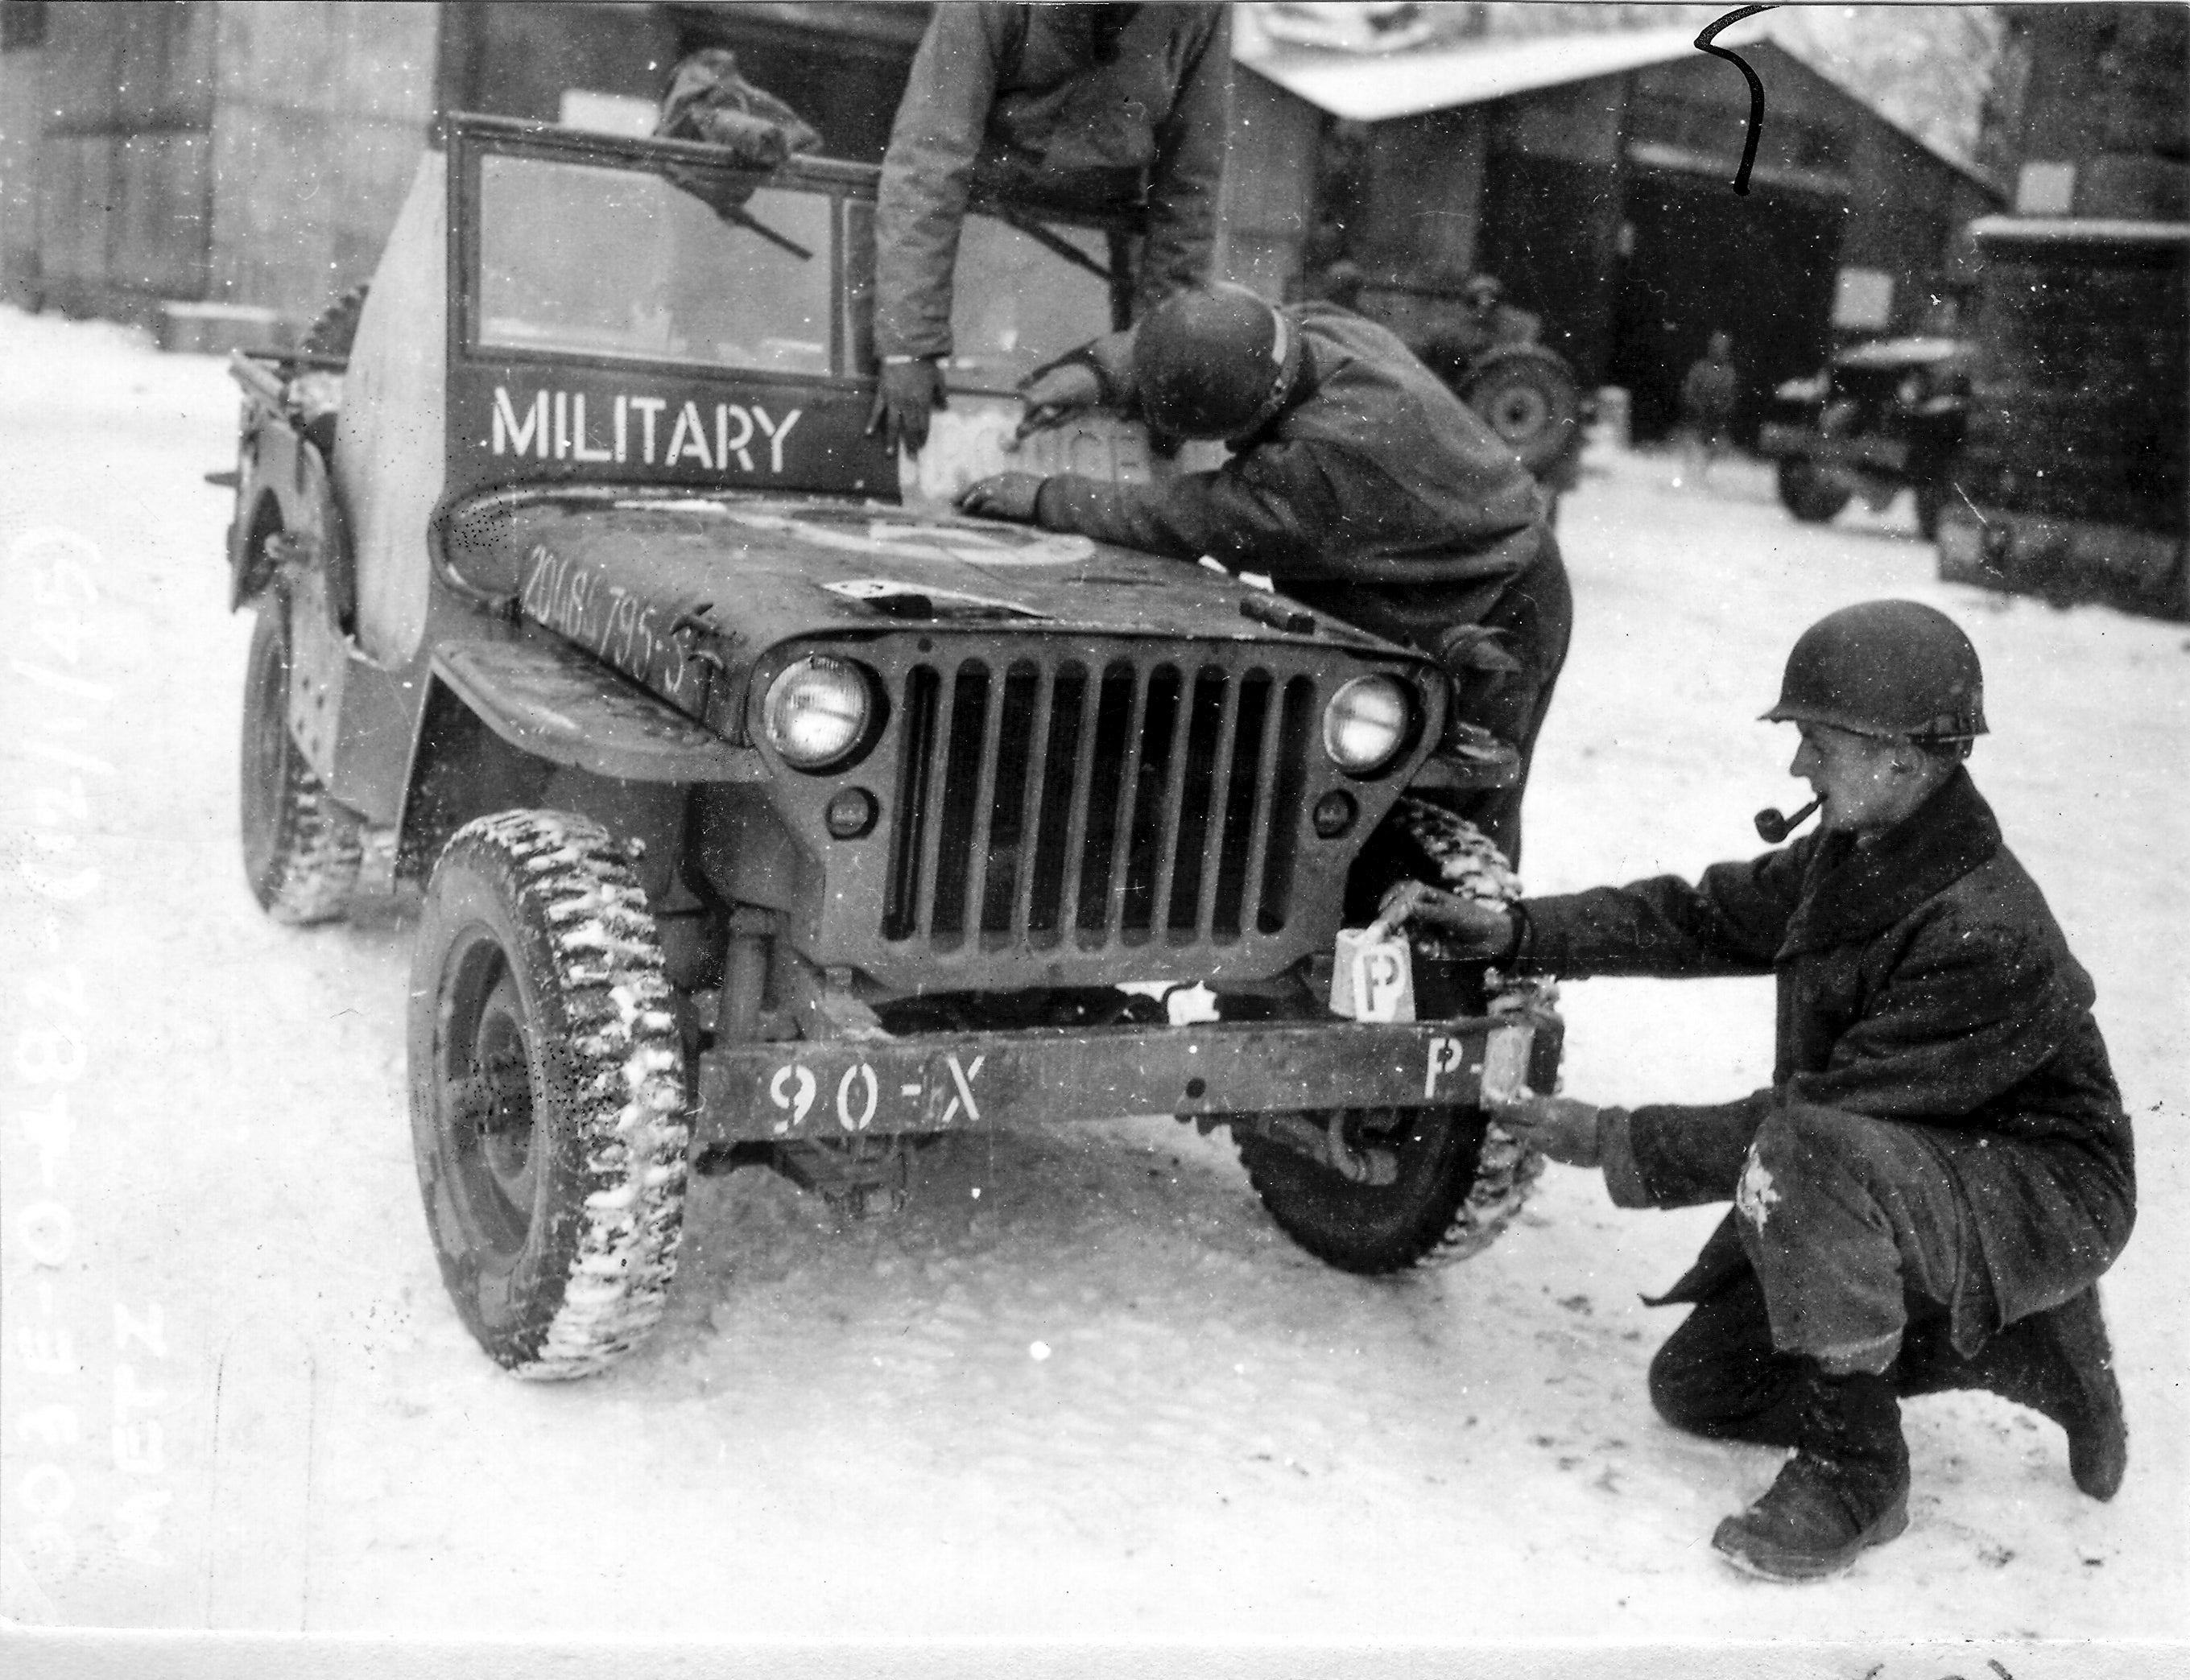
[1131,286,1303,442]
[1762,600,1988,741]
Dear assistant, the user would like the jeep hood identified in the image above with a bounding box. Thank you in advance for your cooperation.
[456,491,1387,646]
[443,490,1412,734]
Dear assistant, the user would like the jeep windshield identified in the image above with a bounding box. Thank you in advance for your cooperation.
[469,130,1117,392]
[477,155,836,375]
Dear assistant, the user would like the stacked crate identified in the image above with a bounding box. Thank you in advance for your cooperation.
[1938,6,2189,618]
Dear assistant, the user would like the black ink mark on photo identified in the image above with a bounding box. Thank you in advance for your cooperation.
[1696,6,1778,196]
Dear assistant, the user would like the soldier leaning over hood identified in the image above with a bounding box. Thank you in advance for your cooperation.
[1382,601,2134,1583]
[868,2,1231,456]
[957,284,1571,874]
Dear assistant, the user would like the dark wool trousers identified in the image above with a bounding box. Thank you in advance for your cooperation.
[1731,1101,1987,1377]
[1448,537,1573,871]
[1647,1099,2122,1441]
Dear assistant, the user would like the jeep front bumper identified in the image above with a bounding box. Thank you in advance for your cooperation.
[693,1009,1562,1143]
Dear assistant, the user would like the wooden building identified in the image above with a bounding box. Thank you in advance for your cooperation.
[1,2,439,339]
[1227,14,2004,442]
[1937,4,2189,620]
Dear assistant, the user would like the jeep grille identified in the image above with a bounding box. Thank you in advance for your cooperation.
[882,654,1316,953]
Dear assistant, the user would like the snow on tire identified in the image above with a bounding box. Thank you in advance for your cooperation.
[408,810,691,1379]
[1238,800,1543,1274]
[239,593,361,924]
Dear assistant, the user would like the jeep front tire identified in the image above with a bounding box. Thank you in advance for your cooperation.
[1238,1104,1540,1273]
[409,811,691,1377]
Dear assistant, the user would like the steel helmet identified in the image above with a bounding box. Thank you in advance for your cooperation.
[1762,600,1988,741]
[1131,285,1303,441]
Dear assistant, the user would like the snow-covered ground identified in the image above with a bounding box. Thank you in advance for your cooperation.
[2,304,2184,1675]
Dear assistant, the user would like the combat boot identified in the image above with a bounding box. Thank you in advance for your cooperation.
[1900,1287,2119,1498]
[1952,1288,2126,1500]
[1712,1368,1911,1582]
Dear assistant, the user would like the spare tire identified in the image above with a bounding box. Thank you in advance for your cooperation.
[1457,344,1582,477]
[302,284,369,363]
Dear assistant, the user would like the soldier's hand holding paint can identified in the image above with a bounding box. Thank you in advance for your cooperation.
[1374,878,1514,958]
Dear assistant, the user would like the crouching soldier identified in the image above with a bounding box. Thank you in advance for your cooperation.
[957,283,1570,870]
[1379,600,2134,1580]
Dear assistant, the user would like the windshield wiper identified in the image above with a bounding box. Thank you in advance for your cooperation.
[993,207,1112,287]
[717,199,812,262]
[658,164,814,262]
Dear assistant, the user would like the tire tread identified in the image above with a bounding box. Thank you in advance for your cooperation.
[418,811,690,1380]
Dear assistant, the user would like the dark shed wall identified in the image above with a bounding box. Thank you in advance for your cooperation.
[27,1,218,318]
[1631,42,1995,333]
[1609,42,1999,439]
[205,2,435,317]
[1480,76,1626,386]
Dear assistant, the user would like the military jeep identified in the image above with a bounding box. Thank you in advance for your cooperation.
[223,115,1560,1378]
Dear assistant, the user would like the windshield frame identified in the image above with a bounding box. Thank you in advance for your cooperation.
[451,118,867,390]
[447,113,1138,394]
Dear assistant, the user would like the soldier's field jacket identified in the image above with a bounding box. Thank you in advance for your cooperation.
[1519,767,2134,1346]
[1031,303,1549,644]
[876,3,1229,361]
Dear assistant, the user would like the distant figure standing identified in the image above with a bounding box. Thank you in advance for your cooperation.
[1679,329,1740,488]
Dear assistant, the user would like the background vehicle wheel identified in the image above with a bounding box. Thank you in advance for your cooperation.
[240,594,361,923]
[1457,345,1581,477]
[410,811,691,1378]
[1238,1104,1540,1273]
[1776,460,1853,524]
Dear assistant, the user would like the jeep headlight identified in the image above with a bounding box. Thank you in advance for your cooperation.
[1322,675,1411,775]
[763,655,873,770]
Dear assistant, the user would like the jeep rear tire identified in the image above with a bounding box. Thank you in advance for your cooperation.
[1777,460,1853,524]
[1238,1104,1539,1273]
[409,811,691,1378]
[240,594,362,923]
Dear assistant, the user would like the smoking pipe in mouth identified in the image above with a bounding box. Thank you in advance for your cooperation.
[1754,796,1822,844]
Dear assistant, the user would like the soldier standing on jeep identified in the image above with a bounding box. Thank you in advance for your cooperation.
[955,283,1571,872]
[867,2,1231,456]
[1380,601,2135,1582]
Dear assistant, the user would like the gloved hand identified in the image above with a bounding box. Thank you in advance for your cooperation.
[866,357,946,456]
[1015,361,1105,439]
[956,472,1047,523]
[1374,880,1514,957]
[1490,1093,1605,1168]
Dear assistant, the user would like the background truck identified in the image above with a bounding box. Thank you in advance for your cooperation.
[223,115,1559,1379]
[1758,334,1973,541]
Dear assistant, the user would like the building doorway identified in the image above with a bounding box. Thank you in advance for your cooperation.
[1609,167,1841,444]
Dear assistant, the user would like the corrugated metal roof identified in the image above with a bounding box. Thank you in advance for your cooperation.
[1233,16,1771,123]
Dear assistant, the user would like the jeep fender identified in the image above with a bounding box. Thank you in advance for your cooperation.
[402,636,794,899]
[229,418,352,618]
[427,638,764,785]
